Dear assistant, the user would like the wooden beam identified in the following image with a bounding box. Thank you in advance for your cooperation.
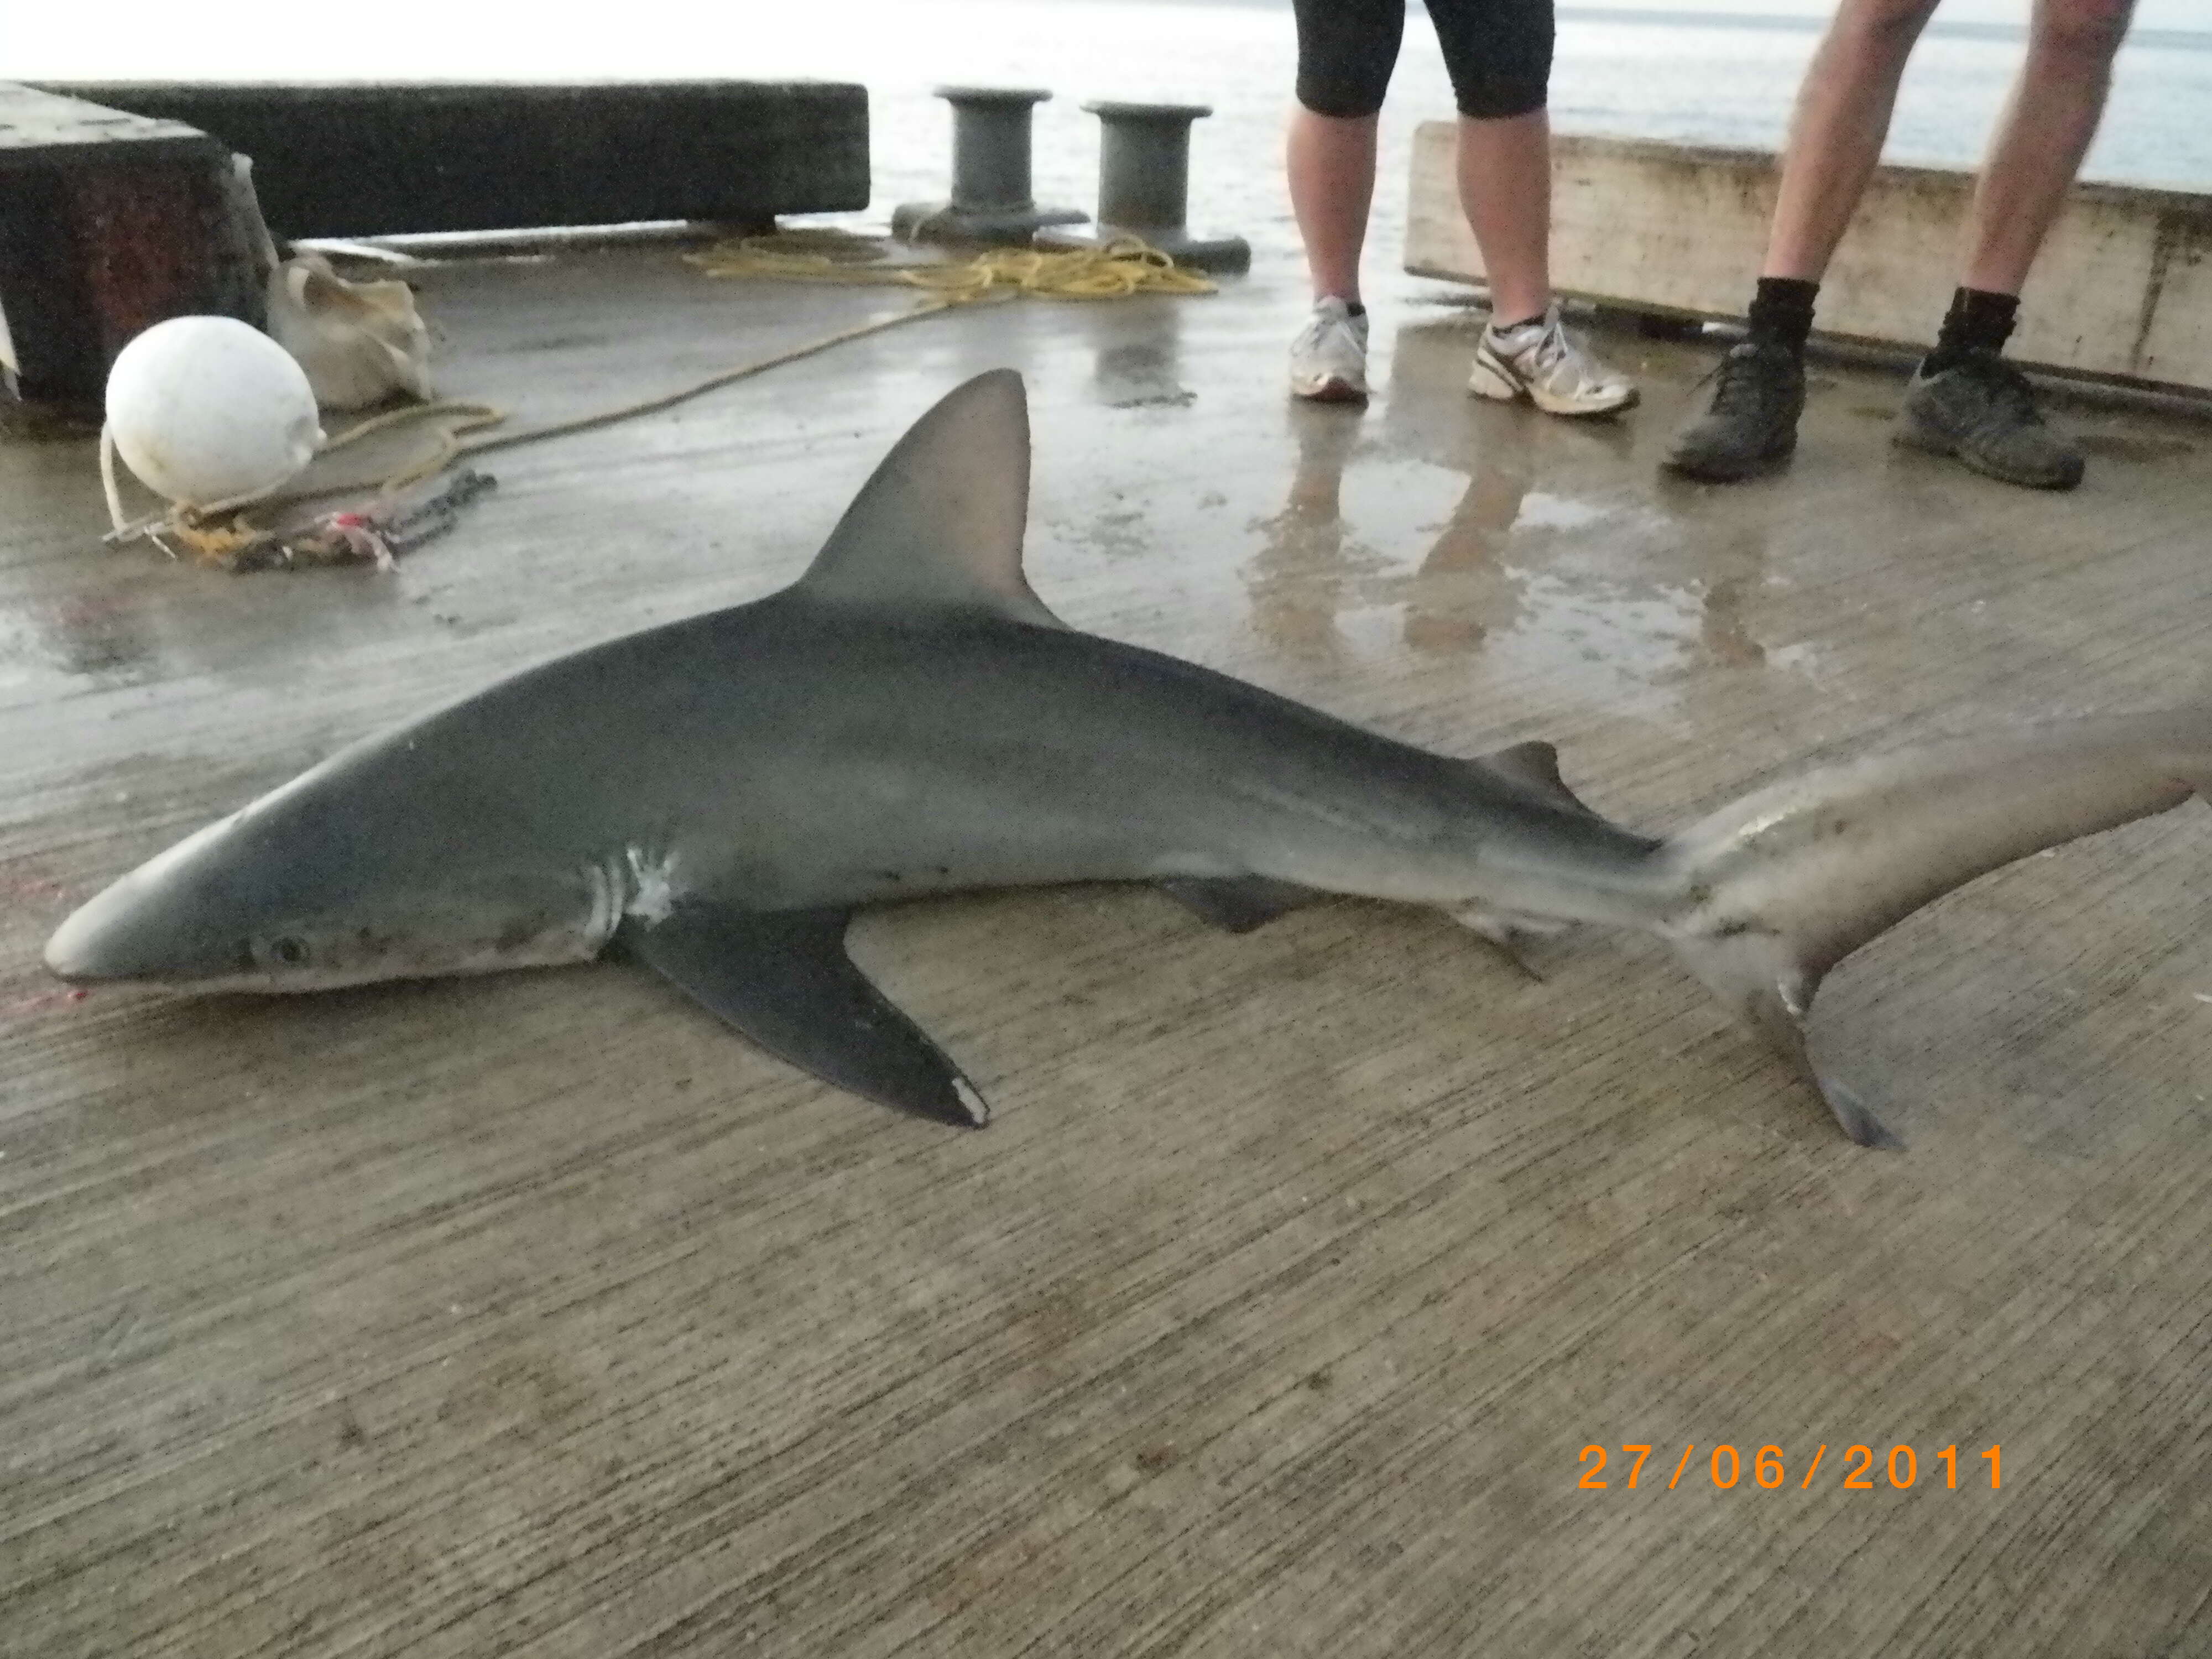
[36,82,872,238]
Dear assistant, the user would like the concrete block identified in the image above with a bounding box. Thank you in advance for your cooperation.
[1406,126,2212,393]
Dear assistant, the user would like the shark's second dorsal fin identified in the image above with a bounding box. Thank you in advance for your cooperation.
[796,369,1066,630]
[1473,740,1604,820]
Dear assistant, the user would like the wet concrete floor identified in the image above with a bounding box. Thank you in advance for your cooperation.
[3,246,2210,1657]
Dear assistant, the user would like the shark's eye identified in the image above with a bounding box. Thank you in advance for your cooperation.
[270,937,311,967]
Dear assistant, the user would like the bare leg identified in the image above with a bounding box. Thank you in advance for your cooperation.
[1761,0,1942,280]
[1287,107,1378,304]
[1457,110,1552,323]
[1961,0,2135,294]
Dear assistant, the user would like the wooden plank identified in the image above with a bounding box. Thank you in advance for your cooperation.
[34,81,873,237]
[0,81,217,170]
[1405,125,2212,392]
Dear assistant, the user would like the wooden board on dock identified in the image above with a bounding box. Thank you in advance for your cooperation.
[3,250,2209,1658]
[1406,126,2212,393]
[35,81,873,238]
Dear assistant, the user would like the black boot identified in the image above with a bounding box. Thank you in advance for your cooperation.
[1895,351,2085,490]
[1663,339,1808,482]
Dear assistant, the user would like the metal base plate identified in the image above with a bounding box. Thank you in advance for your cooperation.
[1033,222,1251,275]
[893,200,1089,247]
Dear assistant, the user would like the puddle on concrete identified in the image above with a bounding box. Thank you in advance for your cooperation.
[1232,437,1801,707]
[1511,492,1615,533]
[0,598,159,692]
[1092,338,1196,412]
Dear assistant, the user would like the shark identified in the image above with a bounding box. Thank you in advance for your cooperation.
[43,371,2210,1147]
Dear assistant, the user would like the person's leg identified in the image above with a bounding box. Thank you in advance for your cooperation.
[1287,109,1380,306]
[1432,0,1637,414]
[1959,0,2135,294]
[1891,0,2134,489]
[1762,0,1942,280]
[1455,110,1551,326]
[1287,0,1400,306]
[1285,0,1400,400]
[1665,0,1938,478]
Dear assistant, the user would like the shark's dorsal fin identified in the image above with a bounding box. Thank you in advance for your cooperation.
[797,369,1066,630]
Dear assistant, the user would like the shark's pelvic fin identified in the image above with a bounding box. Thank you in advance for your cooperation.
[620,904,989,1128]
[796,368,1067,630]
[1156,875,1318,934]
[1661,706,2211,1146]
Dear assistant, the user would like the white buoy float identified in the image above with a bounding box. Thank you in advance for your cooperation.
[101,316,325,528]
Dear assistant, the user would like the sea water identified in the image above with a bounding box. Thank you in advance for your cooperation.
[12,0,2210,266]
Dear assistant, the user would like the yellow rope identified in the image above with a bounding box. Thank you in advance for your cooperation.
[455,299,961,461]
[684,228,1217,302]
[435,232,1212,479]
[103,398,509,557]
[109,228,1213,562]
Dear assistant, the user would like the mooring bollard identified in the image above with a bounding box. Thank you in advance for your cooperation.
[892,87,1088,247]
[1036,101,1249,274]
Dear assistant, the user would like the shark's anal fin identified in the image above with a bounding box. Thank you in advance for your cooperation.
[1673,931,1904,1151]
[1446,903,1571,982]
[1156,876,1317,935]
[620,905,988,1129]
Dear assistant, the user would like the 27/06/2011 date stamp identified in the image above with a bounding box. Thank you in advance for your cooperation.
[1579,1443,2003,1490]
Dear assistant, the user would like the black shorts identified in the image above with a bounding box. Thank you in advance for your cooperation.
[1294,0,1554,122]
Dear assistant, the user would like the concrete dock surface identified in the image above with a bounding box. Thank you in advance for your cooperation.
[3,246,2209,1657]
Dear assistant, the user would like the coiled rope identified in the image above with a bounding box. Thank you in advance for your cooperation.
[682,227,1217,303]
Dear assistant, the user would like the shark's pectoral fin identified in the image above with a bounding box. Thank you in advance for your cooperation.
[1672,930,1903,1150]
[1155,875,1318,934]
[619,905,988,1129]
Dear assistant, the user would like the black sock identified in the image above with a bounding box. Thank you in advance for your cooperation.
[1490,311,1547,335]
[1924,287,2019,373]
[1746,276,1818,352]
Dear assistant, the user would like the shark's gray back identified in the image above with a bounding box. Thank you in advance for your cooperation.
[386,587,1645,914]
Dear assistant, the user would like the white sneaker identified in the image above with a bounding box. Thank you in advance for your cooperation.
[1289,297,1370,402]
[1468,304,1637,417]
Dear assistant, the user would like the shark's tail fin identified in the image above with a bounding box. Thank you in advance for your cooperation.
[1656,707,2211,1148]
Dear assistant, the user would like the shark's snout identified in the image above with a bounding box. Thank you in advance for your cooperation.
[40,811,273,987]
[42,836,257,986]
[42,923,98,983]
[44,884,161,983]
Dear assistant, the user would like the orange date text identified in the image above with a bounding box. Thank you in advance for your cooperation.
[1578,1443,2002,1490]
